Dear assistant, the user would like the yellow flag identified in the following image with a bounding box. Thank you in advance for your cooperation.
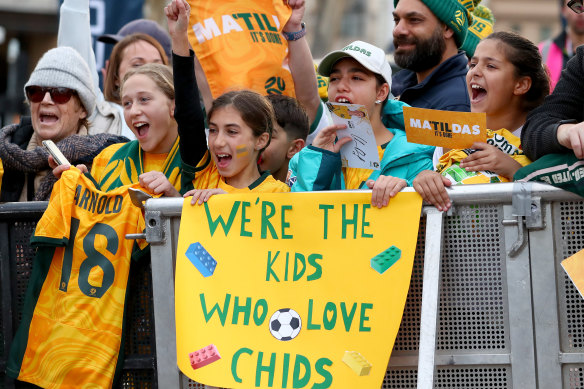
[187,0,295,98]
[562,248,584,299]
[403,106,487,149]
[175,192,422,388]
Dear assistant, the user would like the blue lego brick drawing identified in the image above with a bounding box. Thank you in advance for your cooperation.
[370,245,401,274]
[186,242,217,277]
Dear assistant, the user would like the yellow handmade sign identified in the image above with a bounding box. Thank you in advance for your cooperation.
[187,0,295,98]
[175,192,422,388]
[562,248,584,299]
[403,106,487,149]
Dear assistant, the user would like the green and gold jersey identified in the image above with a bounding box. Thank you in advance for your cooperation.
[7,168,149,389]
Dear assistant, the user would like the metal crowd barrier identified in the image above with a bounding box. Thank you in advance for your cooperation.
[3,183,584,389]
[144,183,584,389]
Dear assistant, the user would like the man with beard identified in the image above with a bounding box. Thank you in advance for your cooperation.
[539,0,584,91]
[391,0,472,112]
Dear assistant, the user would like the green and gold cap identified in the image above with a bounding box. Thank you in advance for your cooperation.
[394,0,474,47]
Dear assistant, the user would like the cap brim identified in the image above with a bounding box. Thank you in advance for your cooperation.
[317,51,352,77]
[97,34,123,44]
[317,50,390,85]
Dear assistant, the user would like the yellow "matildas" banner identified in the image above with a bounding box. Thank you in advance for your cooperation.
[187,0,295,98]
[175,192,422,388]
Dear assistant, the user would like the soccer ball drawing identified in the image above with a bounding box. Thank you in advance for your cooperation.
[269,308,302,341]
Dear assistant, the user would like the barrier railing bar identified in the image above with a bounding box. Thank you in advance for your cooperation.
[122,356,155,370]
[416,209,444,389]
[142,183,584,219]
[390,353,512,367]
[503,204,538,388]
[0,221,14,389]
[530,202,564,386]
[558,353,584,364]
[150,215,181,389]
[0,201,47,218]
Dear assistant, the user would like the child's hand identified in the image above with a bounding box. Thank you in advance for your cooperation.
[366,176,406,208]
[557,121,584,159]
[165,0,190,36]
[49,155,87,179]
[283,0,305,32]
[165,0,191,55]
[460,142,522,179]
[184,188,228,205]
[139,171,180,197]
[311,124,351,153]
[412,170,452,211]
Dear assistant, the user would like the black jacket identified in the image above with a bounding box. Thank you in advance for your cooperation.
[1,117,34,202]
[391,51,470,112]
[521,46,584,160]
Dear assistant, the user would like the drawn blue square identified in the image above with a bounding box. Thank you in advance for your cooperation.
[185,242,217,277]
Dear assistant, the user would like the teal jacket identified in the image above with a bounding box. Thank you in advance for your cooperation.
[288,100,434,191]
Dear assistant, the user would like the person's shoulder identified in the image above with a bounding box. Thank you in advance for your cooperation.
[414,83,470,112]
[90,140,135,183]
[95,141,128,158]
[248,172,291,193]
[0,117,34,148]
[91,142,129,172]
[431,71,470,111]
[88,100,124,136]
[389,128,434,155]
[391,69,417,96]
[265,175,292,193]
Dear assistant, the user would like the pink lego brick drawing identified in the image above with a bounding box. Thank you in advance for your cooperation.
[189,344,221,370]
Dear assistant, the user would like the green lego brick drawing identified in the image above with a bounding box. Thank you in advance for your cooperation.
[370,245,401,274]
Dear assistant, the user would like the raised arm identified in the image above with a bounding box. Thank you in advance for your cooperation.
[57,0,101,99]
[194,55,213,113]
[166,0,207,167]
[284,0,321,124]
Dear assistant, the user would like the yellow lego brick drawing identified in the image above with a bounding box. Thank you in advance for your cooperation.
[342,350,372,376]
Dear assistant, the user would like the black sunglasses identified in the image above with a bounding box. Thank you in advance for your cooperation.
[568,0,584,14]
[25,86,77,104]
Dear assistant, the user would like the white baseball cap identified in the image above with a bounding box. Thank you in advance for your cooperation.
[317,40,392,87]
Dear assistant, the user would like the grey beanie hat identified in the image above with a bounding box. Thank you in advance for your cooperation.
[24,47,96,117]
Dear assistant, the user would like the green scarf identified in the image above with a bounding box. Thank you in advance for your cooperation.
[514,153,584,197]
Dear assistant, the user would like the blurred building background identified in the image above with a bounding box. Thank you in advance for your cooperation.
[0,0,565,126]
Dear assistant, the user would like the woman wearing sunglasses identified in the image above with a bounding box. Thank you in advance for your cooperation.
[0,46,127,201]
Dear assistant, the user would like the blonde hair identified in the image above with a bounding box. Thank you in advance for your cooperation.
[121,62,174,101]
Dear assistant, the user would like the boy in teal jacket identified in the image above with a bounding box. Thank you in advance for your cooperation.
[284,32,433,206]
[288,99,434,193]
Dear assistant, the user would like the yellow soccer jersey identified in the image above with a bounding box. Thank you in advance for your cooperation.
[7,168,149,389]
[343,145,385,189]
[182,151,289,193]
[217,171,290,193]
[91,139,181,193]
[436,128,531,185]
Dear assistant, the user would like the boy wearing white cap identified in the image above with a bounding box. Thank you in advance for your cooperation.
[286,33,434,206]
